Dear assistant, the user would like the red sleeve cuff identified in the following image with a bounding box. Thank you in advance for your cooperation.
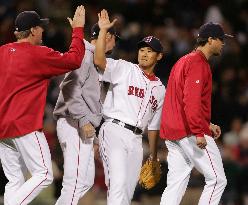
[72,27,84,40]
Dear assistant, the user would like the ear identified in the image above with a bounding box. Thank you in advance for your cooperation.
[207,37,213,45]
[30,27,35,36]
[157,53,163,61]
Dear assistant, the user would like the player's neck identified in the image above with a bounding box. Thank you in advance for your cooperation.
[139,66,154,76]
[17,37,35,45]
[196,46,211,60]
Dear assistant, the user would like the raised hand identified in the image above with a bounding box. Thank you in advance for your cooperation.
[67,5,85,28]
[97,9,117,31]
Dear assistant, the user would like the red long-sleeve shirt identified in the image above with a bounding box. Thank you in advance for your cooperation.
[0,27,85,139]
[160,50,212,140]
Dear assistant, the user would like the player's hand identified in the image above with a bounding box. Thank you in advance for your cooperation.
[149,154,158,162]
[67,5,85,28]
[196,136,207,149]
[81,123,96,138]
[97,9,117,31]
[209,123,221,139]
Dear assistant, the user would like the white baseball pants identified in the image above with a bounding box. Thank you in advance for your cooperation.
[160,135,227,205]
[99,121,143,205]
[55,118,95,205]
[0,131,53,205]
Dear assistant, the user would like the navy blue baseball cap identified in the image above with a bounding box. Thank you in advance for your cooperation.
[91,23,120,41]
[137,36,163,53]
[15,11,49,32]
[198,22,233,39]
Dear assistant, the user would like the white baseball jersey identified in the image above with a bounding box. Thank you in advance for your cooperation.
[102,58,165,131]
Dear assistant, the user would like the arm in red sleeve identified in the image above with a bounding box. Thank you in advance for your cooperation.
[36,27,85,77]
[183,60,205,138]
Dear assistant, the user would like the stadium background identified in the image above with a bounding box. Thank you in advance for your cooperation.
[0,0,248,204]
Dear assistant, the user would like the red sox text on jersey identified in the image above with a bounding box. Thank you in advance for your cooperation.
[128,85,158,112]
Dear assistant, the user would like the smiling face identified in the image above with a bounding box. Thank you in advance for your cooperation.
[138,47,163,73]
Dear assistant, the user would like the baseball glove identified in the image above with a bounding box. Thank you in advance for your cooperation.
[139,157,161,189]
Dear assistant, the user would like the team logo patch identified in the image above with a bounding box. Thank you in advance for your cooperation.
[144,36,153,43]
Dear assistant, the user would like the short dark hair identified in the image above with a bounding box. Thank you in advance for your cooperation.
[196,37,208,47]
[196,36,223,47]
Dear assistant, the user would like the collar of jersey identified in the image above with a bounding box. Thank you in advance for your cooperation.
[142,70,158,81]
[194,50,208,63]
[135,64,158,81]
[84,39,95,53]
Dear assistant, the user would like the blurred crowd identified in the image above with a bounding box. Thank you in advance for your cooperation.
[0,0,248,204]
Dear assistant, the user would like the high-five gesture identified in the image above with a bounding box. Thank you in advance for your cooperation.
[94,9,117,70]
[97,9,117,31]
[67,5,85,28]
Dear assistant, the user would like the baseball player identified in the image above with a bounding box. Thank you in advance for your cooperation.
[53,22,118,205]
[0,6,85,205]
[160,22,233,205]
[94,10,165,205]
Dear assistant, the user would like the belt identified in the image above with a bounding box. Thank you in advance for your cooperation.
[112,119,142,135]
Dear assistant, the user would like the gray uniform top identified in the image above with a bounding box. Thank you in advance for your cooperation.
[53,40,102,128]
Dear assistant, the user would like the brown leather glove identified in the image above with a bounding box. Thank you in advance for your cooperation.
[139,157,161,189]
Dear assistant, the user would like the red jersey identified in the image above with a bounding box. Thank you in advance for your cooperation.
[160,50,212,140]
[0,27,85,139]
